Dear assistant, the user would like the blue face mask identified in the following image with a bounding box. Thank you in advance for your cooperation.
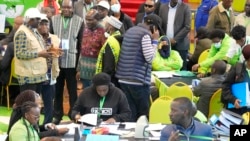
[214,41,222,48]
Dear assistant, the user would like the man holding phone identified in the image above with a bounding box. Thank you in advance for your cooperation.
[115,14,160,122]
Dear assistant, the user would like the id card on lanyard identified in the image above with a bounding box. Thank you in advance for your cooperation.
[98,96,106,117]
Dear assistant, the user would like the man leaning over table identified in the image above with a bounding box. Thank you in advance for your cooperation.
[71,72,131,124]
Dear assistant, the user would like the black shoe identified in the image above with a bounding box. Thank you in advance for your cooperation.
[52,118,61,125]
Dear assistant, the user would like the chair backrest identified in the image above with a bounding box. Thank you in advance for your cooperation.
[208,88,223,119]
[194,110,208,123]
[159,96,172,101]
[166,82,193,100]
[149,98,172,124]
[154,76,169,97]
[8,58,18,85]
[198,49,210,73]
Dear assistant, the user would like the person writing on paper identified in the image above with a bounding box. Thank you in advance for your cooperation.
[221,44,250,115]
[160,97,213,141]
[71,72,131,124]
[152,35,183,71]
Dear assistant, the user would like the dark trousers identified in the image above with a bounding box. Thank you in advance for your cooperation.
[54,68,77,120]
[175,49,188,71]
[41,84,55,125]
[20,83,42,93]
[119,83,150,122]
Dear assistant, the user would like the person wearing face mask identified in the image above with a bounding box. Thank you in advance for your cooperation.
[187,27,212,71]
[76,9,106,88]
[95,16,123,87]
[110,0,133,33]
[152,35,183,71]
[192,29,233,78]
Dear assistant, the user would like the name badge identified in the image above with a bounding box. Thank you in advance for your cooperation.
[61,39,69,50]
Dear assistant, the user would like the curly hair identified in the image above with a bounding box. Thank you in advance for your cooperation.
[7,90,40,138]
[14,90,39,108]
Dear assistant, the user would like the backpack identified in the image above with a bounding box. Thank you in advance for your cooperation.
[195,0,218,32]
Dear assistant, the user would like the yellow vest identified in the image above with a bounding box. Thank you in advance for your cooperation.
[95,31,121,74]
[14,25,47,77]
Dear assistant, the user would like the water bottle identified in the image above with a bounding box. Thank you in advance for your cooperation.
[74,127,80,141]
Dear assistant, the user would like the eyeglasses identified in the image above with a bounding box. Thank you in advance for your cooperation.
[144,4,154,8]
[245,4,250,7]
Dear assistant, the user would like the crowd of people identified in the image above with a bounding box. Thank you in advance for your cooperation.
[1,0,250,140]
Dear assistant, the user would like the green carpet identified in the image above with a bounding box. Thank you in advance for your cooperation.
[0,106,70,133]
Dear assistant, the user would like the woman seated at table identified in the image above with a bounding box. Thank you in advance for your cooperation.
[152,35,183,71]
[6,90,68,141]
[9,101,40,141]
[71,72,131,124]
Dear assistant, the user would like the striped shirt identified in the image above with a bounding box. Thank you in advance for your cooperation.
[141,34,158,63]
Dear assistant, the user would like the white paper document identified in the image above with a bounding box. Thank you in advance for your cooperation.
[152,71,176,78]
[0,14,6,33]
[145,123,165,131]
[56,123,80,135]
[78,113,98,126]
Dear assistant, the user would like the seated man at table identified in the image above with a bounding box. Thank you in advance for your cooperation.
[193,60,226,118]
[160,97,213,141]
[152,35,183,71]
[71,72,131,124]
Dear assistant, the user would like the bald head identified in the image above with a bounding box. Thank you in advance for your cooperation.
[61,0,73,17]
[13,16,24,30]
[211,60,227,75]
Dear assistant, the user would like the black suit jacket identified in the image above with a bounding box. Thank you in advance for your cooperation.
[159,2,191,50]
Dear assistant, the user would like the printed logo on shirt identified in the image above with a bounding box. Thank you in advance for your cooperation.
[91,107,112,115]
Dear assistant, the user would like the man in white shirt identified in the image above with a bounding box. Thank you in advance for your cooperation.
[159,0,191,70]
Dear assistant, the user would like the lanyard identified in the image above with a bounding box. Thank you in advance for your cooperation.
[63,17,70,29]
[98,96,106,117]
[179,133,215,140]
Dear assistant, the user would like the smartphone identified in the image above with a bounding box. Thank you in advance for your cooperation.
[149,25,155,34]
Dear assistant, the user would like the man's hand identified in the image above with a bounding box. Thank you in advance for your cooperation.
[234,99,241,109]
[57,127,69,135]
[45,123,56,130]
[168,130,180,141]
[76,71,80,81]
[170,38,176,45]
[75,113,81,122]
[38,50,53,58]
[192,64,200,71]
[104,118,116,124]
[197,73,205,78]
[152,29,160,40]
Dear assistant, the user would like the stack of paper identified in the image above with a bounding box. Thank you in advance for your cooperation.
[78,113,98,126]
[152,71,175,78]
[209,109,243,135]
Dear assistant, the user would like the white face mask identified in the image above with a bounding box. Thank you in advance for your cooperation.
[104,32,110,38]
[214,41,222,48]
[111,4,121,13]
